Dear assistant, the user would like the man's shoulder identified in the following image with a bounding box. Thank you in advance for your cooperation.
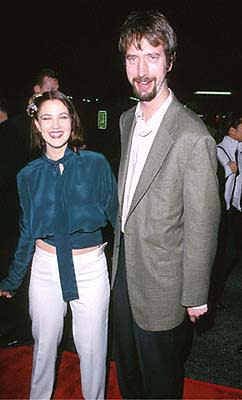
[1,112,30,131]
[173,97,206,127]
[164,96,210,140]
[217,135,233,147]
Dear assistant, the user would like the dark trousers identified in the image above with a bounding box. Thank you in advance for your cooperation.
[111,236,188,399]
[209,207,242,307]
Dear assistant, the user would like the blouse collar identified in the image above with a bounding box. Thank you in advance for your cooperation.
[42,146,75,167]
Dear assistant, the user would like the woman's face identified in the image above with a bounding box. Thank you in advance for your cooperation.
[35,99,72,156]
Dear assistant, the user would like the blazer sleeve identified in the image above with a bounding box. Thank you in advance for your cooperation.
[0,173,35,295]
[181,134,221,307]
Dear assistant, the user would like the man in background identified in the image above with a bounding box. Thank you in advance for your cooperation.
[0,68,59,347]
[0,68,59,169]
[0,94,8,123]
[209,112,242,319]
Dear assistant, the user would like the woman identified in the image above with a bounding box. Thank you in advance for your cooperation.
[0,90,118,399]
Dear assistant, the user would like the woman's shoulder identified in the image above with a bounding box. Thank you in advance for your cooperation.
[17,157,43,180]
[77,150,113,178]
[78,149,109,165]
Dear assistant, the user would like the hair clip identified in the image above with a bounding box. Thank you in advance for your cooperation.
[26,93,43,117]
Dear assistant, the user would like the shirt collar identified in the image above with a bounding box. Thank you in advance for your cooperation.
[135,89,173,137]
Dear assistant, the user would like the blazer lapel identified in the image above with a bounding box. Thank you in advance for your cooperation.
[118,108,136,205]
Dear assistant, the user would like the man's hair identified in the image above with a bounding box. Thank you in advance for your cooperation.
[33,68,59,87]
[118,9,177,67]
[225,111,242,132]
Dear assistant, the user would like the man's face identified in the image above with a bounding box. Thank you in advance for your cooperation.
[229,122,242,142]
[40,76,59,93]
[125,38,171,102]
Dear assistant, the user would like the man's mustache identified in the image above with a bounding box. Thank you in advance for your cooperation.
[133,77,155,84]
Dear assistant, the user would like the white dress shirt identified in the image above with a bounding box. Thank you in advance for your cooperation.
[217,135,242,211]
[122,90,172,231]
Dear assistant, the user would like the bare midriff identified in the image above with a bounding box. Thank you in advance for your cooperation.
[36,239,100,255]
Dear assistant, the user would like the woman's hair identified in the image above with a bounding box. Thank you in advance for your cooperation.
[29,90,86,153]
[118,9,177,68]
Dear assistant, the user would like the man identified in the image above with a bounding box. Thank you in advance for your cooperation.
[0,95,8,123]
[0,68,60,238]
[111,9,221,399]
[0,68,59,172]
[0,68,60,347]
[32,67,59,94]
[209,113,242,324]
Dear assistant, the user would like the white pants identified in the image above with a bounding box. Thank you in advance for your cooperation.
[28,244,110,400]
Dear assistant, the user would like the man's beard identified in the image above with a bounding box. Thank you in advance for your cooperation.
[132,77,157,102]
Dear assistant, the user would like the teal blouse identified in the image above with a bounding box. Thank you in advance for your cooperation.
[0,147,118,301]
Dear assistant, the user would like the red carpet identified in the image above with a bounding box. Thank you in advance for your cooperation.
[1,345,242,399]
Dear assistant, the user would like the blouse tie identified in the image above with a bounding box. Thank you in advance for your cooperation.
[43,148,79,301]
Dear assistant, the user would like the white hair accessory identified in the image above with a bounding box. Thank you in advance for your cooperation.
[26,93,43,117]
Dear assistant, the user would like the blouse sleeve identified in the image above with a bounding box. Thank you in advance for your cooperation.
[0,172,35,296]
[99,156,119,229]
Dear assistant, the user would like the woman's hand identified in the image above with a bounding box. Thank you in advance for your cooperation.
[0,290,13,298]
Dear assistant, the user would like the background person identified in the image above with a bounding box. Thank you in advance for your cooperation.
[0,94,8,123]
[209,112,242,316]
[111,9,221,399]
[0,67,60,170]
[0,68,60,348]
[0,90,118,400]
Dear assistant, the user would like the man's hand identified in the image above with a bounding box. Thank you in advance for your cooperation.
[228,161,238,174]
[187,305,208,323]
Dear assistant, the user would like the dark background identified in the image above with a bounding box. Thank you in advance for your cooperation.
[1,0,242,116]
